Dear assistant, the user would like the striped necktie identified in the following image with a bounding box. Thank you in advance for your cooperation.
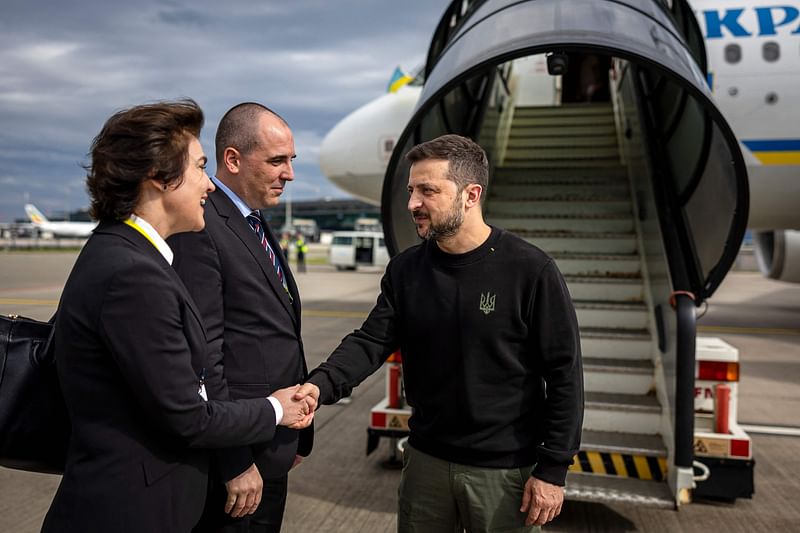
[246,212,290,297]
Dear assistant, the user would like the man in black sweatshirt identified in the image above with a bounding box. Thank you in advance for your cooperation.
[296,134,583,531]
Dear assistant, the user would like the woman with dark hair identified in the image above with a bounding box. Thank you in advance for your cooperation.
[42,99,313,533]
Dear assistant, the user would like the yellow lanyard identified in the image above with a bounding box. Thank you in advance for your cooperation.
[123,218,159,250]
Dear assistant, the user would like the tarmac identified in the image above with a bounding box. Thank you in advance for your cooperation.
[1,250,799,532]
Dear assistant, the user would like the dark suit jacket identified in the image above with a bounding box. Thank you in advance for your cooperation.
[42,221,278,533]
[169,188,313,483]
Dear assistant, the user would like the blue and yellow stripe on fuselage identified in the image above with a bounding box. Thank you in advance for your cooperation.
[742,139,800,165]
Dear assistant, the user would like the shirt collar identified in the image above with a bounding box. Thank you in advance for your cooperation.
[211,175,254,218]
[128,214,174,265]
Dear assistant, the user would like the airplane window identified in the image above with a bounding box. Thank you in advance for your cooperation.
[763,42,780,62]
[724,44,741,64]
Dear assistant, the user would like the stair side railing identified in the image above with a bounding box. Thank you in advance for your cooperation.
[614,58,688,502]
[618,57,748,501]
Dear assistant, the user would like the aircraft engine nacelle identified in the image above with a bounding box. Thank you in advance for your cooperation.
[753,230,800,283]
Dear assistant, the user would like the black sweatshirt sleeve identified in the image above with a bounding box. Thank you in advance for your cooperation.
[530,260,584,486]
[307,269,400,404]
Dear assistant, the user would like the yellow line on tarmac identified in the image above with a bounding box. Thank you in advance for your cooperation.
[0,298,59,306]
[0,301,371,318]
[302,309,369,319]
[698,325,800,336]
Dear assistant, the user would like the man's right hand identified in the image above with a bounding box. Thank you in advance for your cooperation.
[224,463,262,518]
[294,382,320,406]
[271,385,316,428]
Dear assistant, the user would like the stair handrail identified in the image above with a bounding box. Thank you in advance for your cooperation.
[672,291,697,470]
[631,62,698,473]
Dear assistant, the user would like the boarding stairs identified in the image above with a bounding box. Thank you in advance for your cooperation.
[484,103,674,507]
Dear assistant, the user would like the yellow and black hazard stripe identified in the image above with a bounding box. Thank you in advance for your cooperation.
[569,451,668,481]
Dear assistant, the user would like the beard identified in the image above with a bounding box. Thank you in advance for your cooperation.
[413,196,464,241]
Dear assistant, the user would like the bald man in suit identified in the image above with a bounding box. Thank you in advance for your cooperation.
[170,103,312,533]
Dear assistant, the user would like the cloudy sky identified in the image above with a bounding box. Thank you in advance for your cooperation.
[0,0,449,221]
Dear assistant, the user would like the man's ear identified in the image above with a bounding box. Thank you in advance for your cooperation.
[464,183,483,208]
[223,147,241,174]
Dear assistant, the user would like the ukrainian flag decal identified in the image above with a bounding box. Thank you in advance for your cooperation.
[742,139,800,165]
[387,66,414,93]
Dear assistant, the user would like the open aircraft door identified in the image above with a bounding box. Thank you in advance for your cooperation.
[380,0,750,505]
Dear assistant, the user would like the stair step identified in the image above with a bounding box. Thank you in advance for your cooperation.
[564,276,643,302]
[580,430,665,457]
[584,392,662,434]
[551,253,641,277]
[565,472,674,507]
[506,136,618,148]
[491,183,629,198]
[501,158,622,169]
[583,357,653,374]
[583,357,654,394]
[513,104,613,118]
[491,214,634,233]
[574,301,648,329]
[511,115,615,127]
[520,232,638,255]
[580,327,652,360]
[505,146,621,160]
[572,434,668,481]
[510,124,618,137]
[492,168,628,182]
[486,199,632,216]
[586,391,660,412]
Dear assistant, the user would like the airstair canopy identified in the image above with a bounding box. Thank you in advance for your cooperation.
[381,0,748,301]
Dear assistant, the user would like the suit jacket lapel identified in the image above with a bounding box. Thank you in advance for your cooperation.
[165,267,207,337]
[97,221,207,337]
[210,190,297,325]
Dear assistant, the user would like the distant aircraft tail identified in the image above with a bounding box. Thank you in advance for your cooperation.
[24,204,49,225]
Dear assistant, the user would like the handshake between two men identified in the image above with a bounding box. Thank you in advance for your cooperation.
[270,384,319,429]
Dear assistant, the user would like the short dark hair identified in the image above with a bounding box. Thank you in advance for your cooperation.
[86,98,204,221]
[405,134,489,193]
[215,102,288,163]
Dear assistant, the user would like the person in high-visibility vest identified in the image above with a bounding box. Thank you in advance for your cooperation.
[295,233,308,273]
[279,231,291,260]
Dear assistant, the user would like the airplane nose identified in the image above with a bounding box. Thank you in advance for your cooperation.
[319,88,420,205]
[318,129,341,179]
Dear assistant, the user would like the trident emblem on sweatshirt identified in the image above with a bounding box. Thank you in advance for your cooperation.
[479,292,496,315]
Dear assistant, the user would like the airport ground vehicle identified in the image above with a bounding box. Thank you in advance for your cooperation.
[354,217,382,232]
[329,231,389,270]
[282,218,320,243]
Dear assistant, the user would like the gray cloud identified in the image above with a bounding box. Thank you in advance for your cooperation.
[0,0,448,220]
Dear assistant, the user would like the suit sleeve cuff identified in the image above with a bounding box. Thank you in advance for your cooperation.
[267,396,283,425]
[215,447,256,483]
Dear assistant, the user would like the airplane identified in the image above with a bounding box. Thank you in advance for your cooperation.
[319,0,800,283]
[24,204,96,238]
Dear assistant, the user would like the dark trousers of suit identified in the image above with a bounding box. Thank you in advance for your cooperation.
[193,472,288,533]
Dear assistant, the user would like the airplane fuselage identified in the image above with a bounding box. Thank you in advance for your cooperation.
[696,0,800,229]
[319,1,800,233]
